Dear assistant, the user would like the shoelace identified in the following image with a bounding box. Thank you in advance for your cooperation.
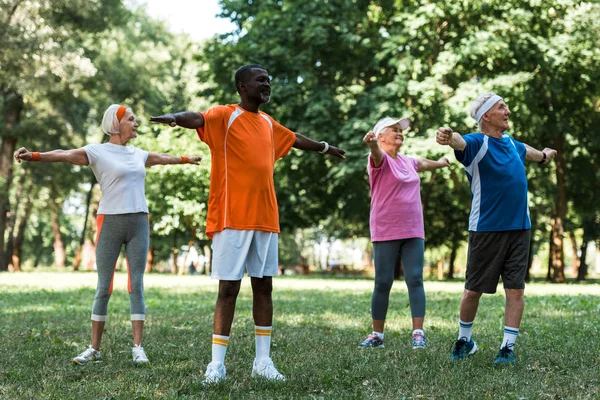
[498,344,514,358]
[80,347,97,358]
[452,338,468,356]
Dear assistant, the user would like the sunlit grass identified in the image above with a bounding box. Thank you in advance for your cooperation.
[1,271,600,399]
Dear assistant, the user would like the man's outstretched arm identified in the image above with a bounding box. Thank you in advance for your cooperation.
[150,112,205,129]
[293,133,346,159]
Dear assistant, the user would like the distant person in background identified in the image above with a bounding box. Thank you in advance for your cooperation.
[150,64,345,384]
[436,92,556,365]
[360,117,450,350]
[14,104,201,366]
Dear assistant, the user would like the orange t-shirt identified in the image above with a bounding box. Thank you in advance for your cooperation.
[197,105,296,238]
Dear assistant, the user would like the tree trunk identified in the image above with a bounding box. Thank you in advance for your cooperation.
[5,167,27,271]
[447,243,457,280]
[549,137,566,282]
[145,245,155,273]
[72,180,95,271]
[10,183,34,272]
[0,92,23,271]
[577,240,589,281]
[49,199,66,268]
[568,231,580,277]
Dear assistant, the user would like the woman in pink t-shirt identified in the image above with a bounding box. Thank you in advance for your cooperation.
[358,117,450,350]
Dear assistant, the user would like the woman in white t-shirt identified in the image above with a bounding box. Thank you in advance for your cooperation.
[14,104,201,366]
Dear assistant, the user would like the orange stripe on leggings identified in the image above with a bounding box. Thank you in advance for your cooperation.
[95,214,105,245]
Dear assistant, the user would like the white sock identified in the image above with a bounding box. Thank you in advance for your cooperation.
[255,325,272,361]
[502,326,519,348]
[413,329,424,336]
[211,334,229,364]
[372,331,384,340]
[458,319,474,341]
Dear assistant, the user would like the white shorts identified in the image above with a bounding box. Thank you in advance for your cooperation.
[211,229,279,280]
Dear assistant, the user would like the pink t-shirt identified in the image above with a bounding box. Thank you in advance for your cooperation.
[368,152,424,241]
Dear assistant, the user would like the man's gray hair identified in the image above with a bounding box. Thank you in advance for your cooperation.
[471,92,498,131]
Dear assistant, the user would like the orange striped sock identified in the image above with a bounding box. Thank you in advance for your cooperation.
[255,325,272,361]
[212,334,229,364]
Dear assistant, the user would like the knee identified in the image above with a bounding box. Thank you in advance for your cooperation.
[463,289,483,302]
[251,277,273,296]
[374,278,393,294]
[218,281,241,300]
[404,271,424,289]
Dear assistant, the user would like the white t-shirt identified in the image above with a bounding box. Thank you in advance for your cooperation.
[84,143,149,215]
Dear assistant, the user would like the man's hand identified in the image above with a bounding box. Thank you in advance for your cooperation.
[436,127,454,146]
[541,148,557,164]
[326,145,346,160]
[149,114,177,127]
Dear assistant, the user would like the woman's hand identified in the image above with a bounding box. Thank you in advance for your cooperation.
[13,147,32,163]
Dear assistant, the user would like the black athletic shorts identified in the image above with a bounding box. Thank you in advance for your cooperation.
[465,229,531,294]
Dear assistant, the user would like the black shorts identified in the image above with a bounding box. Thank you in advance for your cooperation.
[465,229,531,294]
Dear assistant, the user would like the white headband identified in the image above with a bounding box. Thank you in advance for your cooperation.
[474,95,503,122]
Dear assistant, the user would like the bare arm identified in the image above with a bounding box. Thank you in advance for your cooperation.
[293,133,346,159]
[436,127,467,151]
[416,157,450,172]
[13,147,89,165]
[523,143,557,164]
[145,153,202,167]
[362,131,384,167]
[149,112,205,129]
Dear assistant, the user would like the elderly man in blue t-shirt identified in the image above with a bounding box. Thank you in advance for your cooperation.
[436,93,557,365]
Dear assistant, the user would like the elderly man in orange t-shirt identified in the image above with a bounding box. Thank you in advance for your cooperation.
[151,64,345,383]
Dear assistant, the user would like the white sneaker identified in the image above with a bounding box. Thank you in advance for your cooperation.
[202,361,226,385]
[132,345,149,365]
[72,346,101,365]
[251,358,286,381]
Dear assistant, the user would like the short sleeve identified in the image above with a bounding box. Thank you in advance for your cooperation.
[455,133,483,167]
[136,147,149,163]
[408,156,418,172]
[269,117,297,160]
[367,152,389,180]
[510,136,527,163]
[197,106,229,148]
[83,144,100,166]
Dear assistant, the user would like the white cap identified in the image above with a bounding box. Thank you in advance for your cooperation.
[373,117,410,134]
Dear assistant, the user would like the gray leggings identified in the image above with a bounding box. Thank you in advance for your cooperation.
[92,213,149,322]
[371,238,425,320]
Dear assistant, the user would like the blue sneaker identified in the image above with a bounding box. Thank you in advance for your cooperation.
[450,337,477,360]
[493,345,516,366]
[358,334,384,348]
[412,331,427,349]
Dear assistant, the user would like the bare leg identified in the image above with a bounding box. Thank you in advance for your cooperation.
[91,321,104,350]
[504,289,525,328]
[132,320,144,346]
[411,317,424,331]
[251,277,273,326]
[372,319,385,333]
[213,280,242,336]
[459,289,483,322]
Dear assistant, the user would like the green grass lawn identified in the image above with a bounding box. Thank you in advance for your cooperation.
[1,272,599,399]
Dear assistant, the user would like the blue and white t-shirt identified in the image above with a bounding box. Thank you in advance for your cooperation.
[455,133,531,232]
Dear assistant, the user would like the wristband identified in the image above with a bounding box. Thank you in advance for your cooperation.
[318,141,329,154]
[181,156,189,164]
[31,152,41,162]
[538,152,546,164]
